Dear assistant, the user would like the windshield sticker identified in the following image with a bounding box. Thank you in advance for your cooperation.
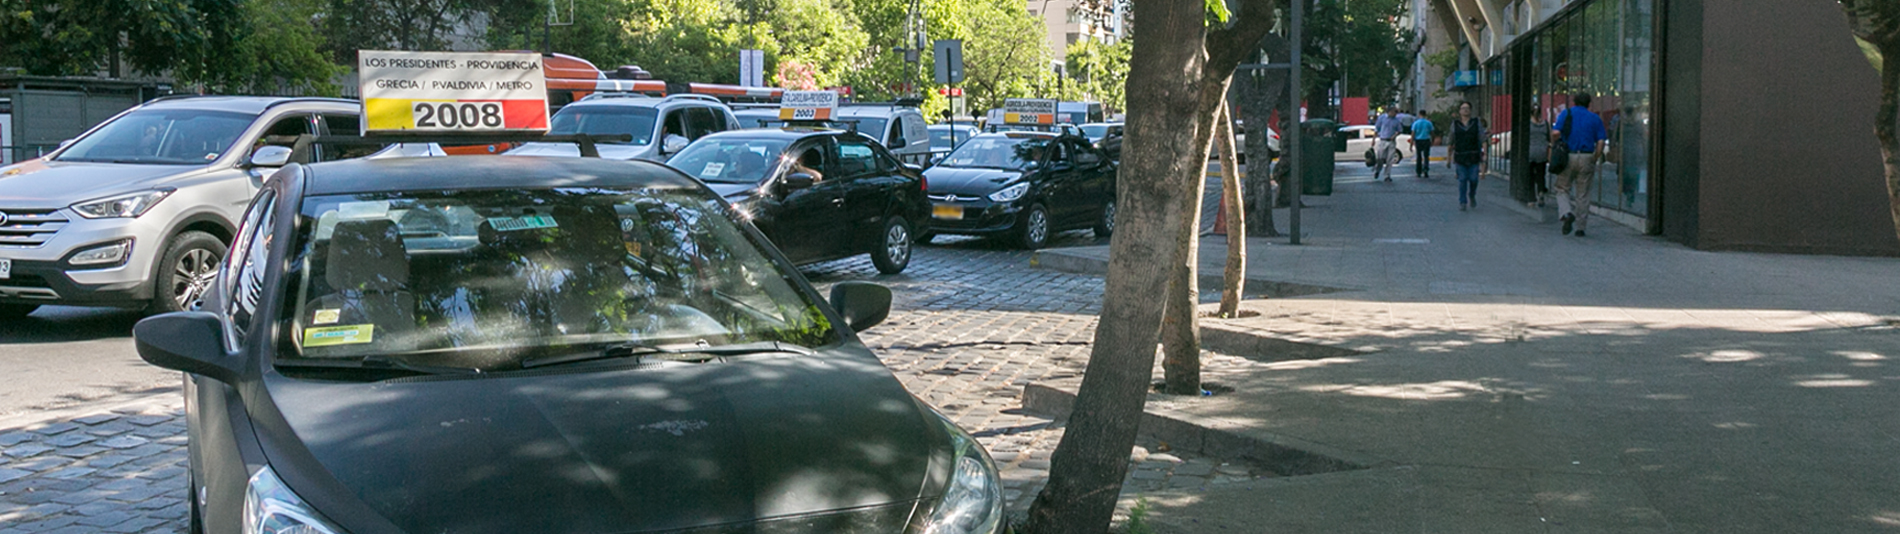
[486,214,558,232]
[312,309,341,325]
[338,201,391,220]
[700,162,726,178]
[303,325,374,347]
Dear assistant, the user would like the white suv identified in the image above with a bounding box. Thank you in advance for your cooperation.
[0,96,377,318]
[506,94,740,161]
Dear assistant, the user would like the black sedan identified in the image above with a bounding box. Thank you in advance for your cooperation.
[134,156,1002,534]
[922,132,1117,249]
[667,128,931,274]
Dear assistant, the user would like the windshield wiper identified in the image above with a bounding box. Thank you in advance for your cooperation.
[522,341,815,369]
[275,355,482,376]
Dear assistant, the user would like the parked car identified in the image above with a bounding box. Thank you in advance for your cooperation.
[834,103,933,166]
[928,123,981,161]
[731,104,780,129]
[506,94,739,161]
[1079,122,1123,161]
[921,132,1116,249]
[138,155,1003,534]
[1336,124,1413,161]
[0,95,391,317]
[667,128,930,274]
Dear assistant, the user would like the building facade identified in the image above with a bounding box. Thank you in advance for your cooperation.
[1438,0,1899,256]
[1027,0,1119,70]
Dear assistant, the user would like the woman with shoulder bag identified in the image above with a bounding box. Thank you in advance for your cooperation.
[1448,101,1487,211]
[1527,108,1551,207]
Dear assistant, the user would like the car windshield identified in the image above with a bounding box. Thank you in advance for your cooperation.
[55,109,256,165]
[938,136,1050,170]
[547,106,658,145]
[929,128,970,150]
[1080,125,1109,140]
[847,118,888,141]
[279,187,833,371]
[668,138,790,184]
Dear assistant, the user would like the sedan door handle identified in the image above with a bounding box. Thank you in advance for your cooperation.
[831,197,845,206]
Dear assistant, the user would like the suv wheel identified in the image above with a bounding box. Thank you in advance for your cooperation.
[150,232,225,314]
[0,304,39,319]
[1016,203,1051,250]
[1093,200,1117,238]
[870,215,913,274]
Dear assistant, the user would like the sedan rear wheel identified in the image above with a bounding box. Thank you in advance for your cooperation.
[1093,200,1117,238]
[870,215,913,274]
[1016,203,1051,249]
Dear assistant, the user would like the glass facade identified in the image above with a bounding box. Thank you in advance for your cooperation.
[1469,0,1656,218]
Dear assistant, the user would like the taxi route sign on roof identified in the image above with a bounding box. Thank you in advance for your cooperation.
[358,50,550,134]
[779,90,839,121]
[1004,98,1057,125]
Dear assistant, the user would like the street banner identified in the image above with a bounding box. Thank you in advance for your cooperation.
[740,49,766,87]
[358,50,550,133]
[779,90,839,120]
[1003,98,1057,125]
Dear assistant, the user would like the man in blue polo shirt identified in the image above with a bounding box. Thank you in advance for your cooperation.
[1552,92,1609,237]
[1372,107,1405,182]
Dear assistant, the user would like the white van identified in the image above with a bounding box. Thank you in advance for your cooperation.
[834,104,931,165]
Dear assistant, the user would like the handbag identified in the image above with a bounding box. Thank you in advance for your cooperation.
[1548,111,1573,175]
[1364,147,1378,167]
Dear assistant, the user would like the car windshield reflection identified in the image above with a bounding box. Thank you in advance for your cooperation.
[938,136,1050,171]
[667,139,790,184]
[281,187,834,371]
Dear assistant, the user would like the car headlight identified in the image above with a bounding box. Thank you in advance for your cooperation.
[987,183,1029,203]
[245,466,346,534]
[920,413,1003,534]
[71,190,173,219]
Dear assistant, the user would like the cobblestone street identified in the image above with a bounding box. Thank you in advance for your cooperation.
[1,228,1272,532]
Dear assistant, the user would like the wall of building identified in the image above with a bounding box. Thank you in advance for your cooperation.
[1690,1,1900,255]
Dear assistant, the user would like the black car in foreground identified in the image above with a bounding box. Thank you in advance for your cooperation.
[134,156,1002,534]
[922,132,1116,249]
[667,128,930,274]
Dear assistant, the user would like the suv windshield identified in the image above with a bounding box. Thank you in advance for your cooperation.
[1080,125,1109,141]
[929,128,969,150]
[55,109,256,165]
[939,136,1051,171]
[281,187,833,370]
[547,106,658,145]
[668,139,790,184]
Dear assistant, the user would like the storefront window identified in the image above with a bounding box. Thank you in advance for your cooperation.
[1511,0,1652,219]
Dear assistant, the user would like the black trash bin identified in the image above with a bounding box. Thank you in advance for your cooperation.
[1299,119,1338,196]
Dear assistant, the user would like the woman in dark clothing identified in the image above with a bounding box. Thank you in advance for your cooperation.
[1447,101,1487,211]
[1527,106,1551,206]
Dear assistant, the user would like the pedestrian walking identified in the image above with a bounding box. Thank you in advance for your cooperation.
[1526,107,1551,206]
[1411,110,1436,179]
[1448,101,1486,211]
[1372,107,1404,182]
[1551,92,1610,237]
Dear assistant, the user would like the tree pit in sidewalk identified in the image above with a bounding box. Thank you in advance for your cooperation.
[1201,309,1263,319]
[1150,381,1236,397]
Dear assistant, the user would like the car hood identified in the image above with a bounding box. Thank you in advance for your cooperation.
[0,159,206,207]
[265,351,943,534]
[505,142,656,161]
[922,167,1022,197]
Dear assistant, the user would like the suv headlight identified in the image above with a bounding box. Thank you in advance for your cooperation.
[71,190,173,219]
[919,412,1004,534]
[987,183,1029,203]
[245,466,346,534]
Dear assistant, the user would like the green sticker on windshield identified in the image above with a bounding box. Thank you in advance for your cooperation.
[486,214,558,232]
[304,324,374,347]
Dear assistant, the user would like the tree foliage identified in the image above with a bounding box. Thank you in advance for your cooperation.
[0,0,241,82]
[1292,0,1414,117]
[1065,38,1132,114]
[1837,0,1900,242]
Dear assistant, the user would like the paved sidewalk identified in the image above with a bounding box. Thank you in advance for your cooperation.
[1040,164,1900,532]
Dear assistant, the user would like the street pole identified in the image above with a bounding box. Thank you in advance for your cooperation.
[1289,0,1303,245]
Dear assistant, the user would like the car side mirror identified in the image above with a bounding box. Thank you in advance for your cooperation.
[250,145,292,168]
[829,282,891,331]
[662,134,690,155]
[783,172,816,191]
[903,163,924,173]
[133,312,241,383]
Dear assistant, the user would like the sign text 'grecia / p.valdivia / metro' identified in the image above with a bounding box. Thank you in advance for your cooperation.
[358,50,550,133]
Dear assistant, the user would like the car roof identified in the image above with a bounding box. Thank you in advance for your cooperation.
[974,131,1057,140]
[298,156,703,197]
[928,124,977,130]
[697,127,865,142]
[1080,122,1122,127]
[141,95,357,114]
[835,106,914,118]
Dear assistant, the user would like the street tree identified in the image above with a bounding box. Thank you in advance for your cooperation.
[1292,0,1413,119]
[0,0,242,82]
[1022,0,1280,530]
[1838,0,1900,241]
[207,0,347,95]
[1065,38,1132,115]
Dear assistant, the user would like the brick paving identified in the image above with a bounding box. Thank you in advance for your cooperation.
[2,229,1270,531]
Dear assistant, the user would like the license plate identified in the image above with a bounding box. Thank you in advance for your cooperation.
[932,205,963,220]
[0,259,9,280]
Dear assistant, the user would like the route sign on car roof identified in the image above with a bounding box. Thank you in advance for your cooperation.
[1004,98,1056,125]
[358,50,551,134]
[779,90,839,121]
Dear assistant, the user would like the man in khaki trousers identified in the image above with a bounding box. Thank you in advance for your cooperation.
[1551,93,1610,237]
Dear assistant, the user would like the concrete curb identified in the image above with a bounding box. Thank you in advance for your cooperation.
[1022,382,1384,476]
[1032,249,1349,300]
[0,386,181,431]
[1201,323,1368,361]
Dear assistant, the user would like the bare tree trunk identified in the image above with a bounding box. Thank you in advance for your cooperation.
[1159,138,1207,395]
[1216,105,1247,316]
[1880,42,1900,241]
[1025,2,1276,532]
